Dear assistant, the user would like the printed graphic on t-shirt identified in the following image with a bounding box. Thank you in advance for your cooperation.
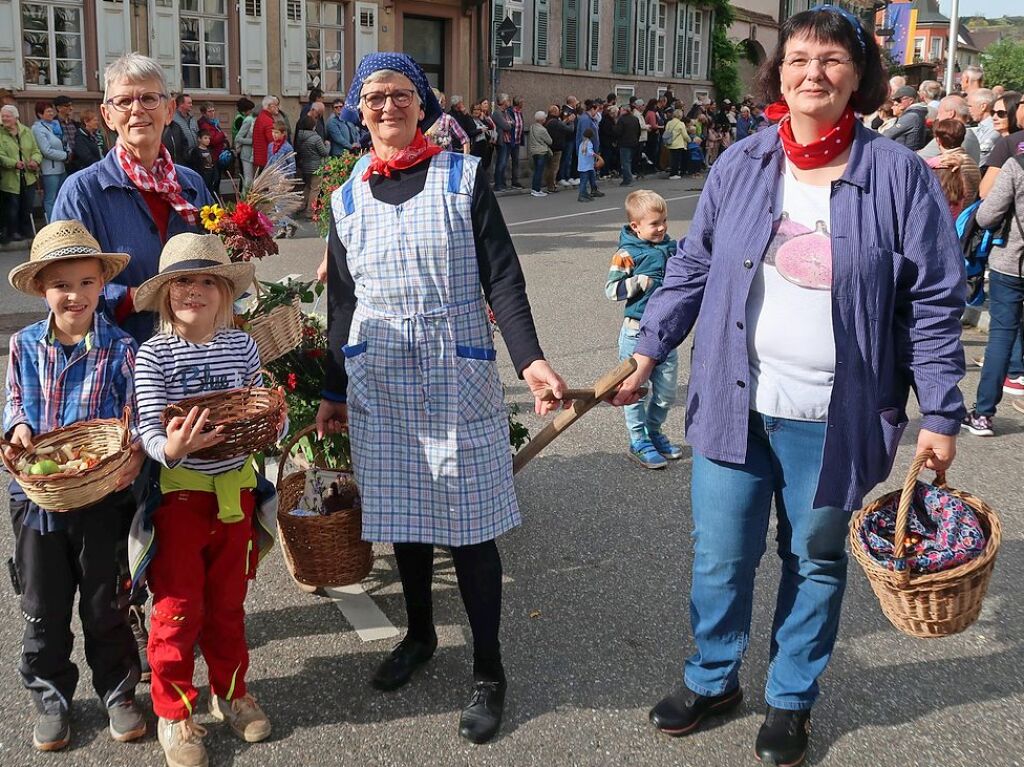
[764,212,832,290]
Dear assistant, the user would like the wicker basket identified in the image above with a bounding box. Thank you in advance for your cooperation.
[0,407,133,511]
[162,370,284,461]
[849,451,1001,638]
[245,283,302,365]
[276,424,373,589]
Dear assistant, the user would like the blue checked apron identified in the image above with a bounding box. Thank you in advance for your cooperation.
[331,152,520,546]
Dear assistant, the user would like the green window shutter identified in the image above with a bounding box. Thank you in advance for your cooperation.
[563,0,579,69]
[493,0,505,57]
[611,0,631,74]
[535,0,549,65]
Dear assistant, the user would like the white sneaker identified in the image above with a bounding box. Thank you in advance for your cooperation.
[530,190,548,197]
[557,180,570,188]
[669,174,681,180]
[569,178,580,186]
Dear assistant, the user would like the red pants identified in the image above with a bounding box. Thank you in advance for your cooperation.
[147,490,257,720]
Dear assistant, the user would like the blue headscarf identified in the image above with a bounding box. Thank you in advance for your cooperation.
[342,53,442,131]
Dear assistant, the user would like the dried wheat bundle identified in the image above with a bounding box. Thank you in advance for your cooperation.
[245,153,305,220]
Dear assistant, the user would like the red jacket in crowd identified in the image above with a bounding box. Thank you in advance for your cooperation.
[253,109,276,167]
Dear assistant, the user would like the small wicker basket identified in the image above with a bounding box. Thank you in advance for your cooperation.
[849,450,1001,638]
[276,424,373,589]
[161,370,284,461]
[0,407,133,511]
[245,282,302,365]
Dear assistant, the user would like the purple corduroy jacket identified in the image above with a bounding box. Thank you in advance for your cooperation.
[634,122,966,510]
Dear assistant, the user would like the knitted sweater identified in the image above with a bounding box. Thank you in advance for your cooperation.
[977,155,1024,278]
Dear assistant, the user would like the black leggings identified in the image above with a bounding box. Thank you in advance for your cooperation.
[393,540,504,680]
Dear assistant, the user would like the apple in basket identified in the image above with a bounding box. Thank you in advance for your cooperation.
[15,443,104,477]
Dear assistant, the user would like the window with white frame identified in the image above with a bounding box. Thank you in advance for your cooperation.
[493,0,524,64]
[306,1,345,93]
[180,0,228,91]
[676,4,709,80]
[636,1,666,76]
[929,36,942,61]
[21,0,85,88]
[913,37,925,62]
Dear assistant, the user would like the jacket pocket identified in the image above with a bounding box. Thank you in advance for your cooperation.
[455,345,504,423]
[878,407,909,478]
[343,343,371,414]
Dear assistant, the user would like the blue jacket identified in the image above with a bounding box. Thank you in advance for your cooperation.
[327,115,360,156]
[52,150,213,342]
[31,120,68,175]
[634,123,966,510]
[613,225,676,321]
[576,112,600,153]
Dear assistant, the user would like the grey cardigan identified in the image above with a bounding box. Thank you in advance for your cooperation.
[977,156,1024,278]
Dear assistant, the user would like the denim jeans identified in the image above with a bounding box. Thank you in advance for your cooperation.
[976,270,1024,415]
[494,142,509,190]
[41,172,66,222]
[531,154,547,192]
[686,412,850,710]
[577,169,598,200]
[559,143,575,181]
[618,323,678,442]
[619,147,634,184]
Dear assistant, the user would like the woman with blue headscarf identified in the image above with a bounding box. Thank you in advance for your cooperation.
[316,53,566,744]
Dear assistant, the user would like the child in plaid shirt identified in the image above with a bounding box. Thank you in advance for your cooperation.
[605,190,683,469]
[3,220,146,752]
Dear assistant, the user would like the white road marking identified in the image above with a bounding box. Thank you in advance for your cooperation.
[507,193,701,227]
[323,583,401,643]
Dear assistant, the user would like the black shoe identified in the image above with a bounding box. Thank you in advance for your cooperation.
[128,604,151,683]
[458,680,506,744]
[755,707,810,767]
[649,684,743,736]
[371,633,437,691]
[619,181,633,187]
[511,183,525,189]
[591,190,606,197]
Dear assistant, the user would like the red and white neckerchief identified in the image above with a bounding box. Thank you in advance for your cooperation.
[362,129,443,180]
[115,141,200,225]
[764,101,856,171]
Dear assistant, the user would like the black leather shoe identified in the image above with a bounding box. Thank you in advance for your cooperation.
[755,707,810,767]
[458,680,506,744]
[370,634,437,691]
[649,684,743,736]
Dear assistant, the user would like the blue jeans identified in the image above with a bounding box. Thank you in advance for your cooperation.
[559,143,575,181]
[41,173,66,222]
[578,169,598,200]
[618,323,678,442]
[976,270,1024,415]
[531,154,547,192]
[619,147,634,184]
[494,143,509,190]
[687,413,850,710]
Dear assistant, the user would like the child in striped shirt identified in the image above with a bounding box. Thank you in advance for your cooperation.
[130,232,283,767]
[605,190,683,469]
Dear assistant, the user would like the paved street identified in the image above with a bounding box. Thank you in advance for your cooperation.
[0,172,1022,767]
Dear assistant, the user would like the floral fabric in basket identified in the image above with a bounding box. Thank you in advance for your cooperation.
[857,482,987,574]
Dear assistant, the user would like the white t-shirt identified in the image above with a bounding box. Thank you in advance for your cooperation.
[746,165,835,422]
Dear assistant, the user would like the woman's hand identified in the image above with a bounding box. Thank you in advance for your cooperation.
[522,359,567,416]
[3,424,33,461]
[316,399,348,438]
[917,429,956,474]
[611,354,657,406]
[164,407,225,462]
[114,443,146,491]
[15,160,25,170]
[316,252,328,284]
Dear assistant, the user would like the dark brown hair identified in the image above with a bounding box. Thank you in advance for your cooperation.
[933,118,965,150]
[756,9,888,115]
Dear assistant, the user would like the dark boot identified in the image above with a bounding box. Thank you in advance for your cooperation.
[370,633,437,691]
[649,684,743,736]
[127,605,150,683]
[755,707,810,767]
[458,679,506,744]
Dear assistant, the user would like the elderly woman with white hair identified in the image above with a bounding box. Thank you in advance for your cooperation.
[527,109,553,197]
[0,104,42,243]
[252,94,281,172]
[317,53,565,745]
[53,52,214,344]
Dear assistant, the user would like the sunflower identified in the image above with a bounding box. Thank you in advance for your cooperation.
[200,204,226,232]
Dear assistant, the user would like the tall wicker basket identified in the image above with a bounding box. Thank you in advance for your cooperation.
[245,282,302,365]
[276,424,373,589]
[849,451,1001,638]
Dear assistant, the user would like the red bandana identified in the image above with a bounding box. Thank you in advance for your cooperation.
[765,101,856,170]
[362,129,443,181]
[116,142,200,225]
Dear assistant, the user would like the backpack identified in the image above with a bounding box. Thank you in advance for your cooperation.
[956,200,996,307]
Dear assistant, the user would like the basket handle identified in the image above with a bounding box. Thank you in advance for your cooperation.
[120,405,132,448]
[893,449,946,561]
[248,367,279,389]
[276,423,318,492]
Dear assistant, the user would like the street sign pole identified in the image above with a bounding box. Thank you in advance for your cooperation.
[945,0,960,95]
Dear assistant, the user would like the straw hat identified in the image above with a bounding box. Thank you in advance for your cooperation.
[8,220,130,296]
[133,233,255,312]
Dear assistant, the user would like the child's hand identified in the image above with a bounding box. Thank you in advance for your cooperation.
[276,387,289,432]
[164,407,225,461]
[4,425,33,461]
[115,442,146,491]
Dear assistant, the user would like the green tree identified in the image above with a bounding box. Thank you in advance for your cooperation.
[709,0,740,103]
[983,39,1024,91]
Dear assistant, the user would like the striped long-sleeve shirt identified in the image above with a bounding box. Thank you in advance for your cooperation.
[605,225,676,321]
[134,330,261,474]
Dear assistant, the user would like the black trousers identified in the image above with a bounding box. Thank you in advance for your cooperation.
[1,183,36,240]
[9,491,140,714]
[393,540,504,682]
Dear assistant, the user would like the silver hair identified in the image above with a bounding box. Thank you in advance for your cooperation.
[366,69,412,86]
[497,93,510,105]
[1,104,20,122]
[672,109,683,119]
[919,80,941,101]
[963,65,984,84]
[969,88,996,110]
[261,94,279,109]
[533,110,547,121]
[102,53,167,100]
[939,95,970,121]
[450,95,464,107]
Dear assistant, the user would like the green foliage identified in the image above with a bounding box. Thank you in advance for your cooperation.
[983,39,1024,91]
[312,152,363,238]
[709,0,741,104]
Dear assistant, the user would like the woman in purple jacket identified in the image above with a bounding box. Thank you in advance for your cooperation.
[614,7,965,765]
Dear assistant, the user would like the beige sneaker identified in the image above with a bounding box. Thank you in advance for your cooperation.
[210,693,271,743]
[157,717,208,767]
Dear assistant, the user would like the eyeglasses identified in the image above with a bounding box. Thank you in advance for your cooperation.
[333,104,344,109]
[782,56,853,71]
[104,92,167,112]
[993,109,1008,118]
[360,89,416,111]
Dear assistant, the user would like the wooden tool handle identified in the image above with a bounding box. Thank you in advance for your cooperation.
[538,386,646,402]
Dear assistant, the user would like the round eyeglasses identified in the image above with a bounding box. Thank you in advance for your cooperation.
[360,89,416,111]
[104,92,168,113]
